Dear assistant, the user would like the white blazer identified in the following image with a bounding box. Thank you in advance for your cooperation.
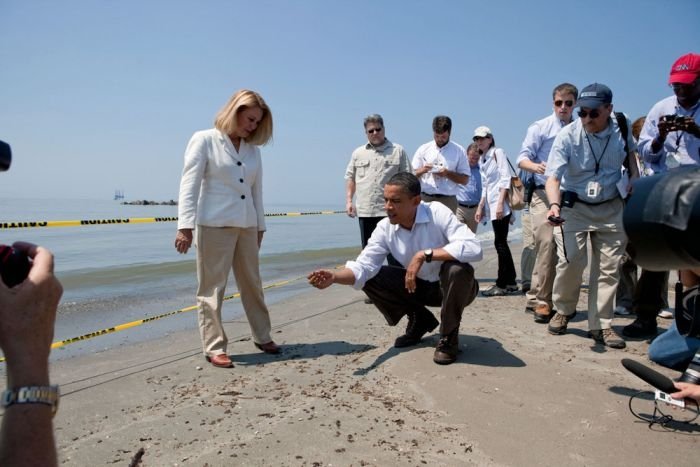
[177,128,266,231]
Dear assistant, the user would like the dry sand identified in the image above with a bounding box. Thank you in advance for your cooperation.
[39,245,700,465]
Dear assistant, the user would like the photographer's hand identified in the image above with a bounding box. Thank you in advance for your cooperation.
[0,242,61,467]
[0,242,61,382]
[679,117,700,138]
[671,381,700,403]
[652,121,673,153]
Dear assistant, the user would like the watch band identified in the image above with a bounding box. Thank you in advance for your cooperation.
[2,385,60,416]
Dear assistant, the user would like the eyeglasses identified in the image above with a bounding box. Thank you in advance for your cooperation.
[554,100,574,108]
[367,128,383,134]
[578,109,601,119]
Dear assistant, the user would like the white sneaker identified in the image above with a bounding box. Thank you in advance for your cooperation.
[658,309,674,319]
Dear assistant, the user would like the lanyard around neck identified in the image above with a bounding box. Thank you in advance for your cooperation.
[584,131,611,175]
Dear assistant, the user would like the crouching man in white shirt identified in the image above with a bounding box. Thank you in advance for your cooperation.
[308,172,483,365]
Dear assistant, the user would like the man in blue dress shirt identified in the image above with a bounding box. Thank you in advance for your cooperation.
[544,83,638,349]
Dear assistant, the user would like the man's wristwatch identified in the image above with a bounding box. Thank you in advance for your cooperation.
[424,248,433,263]
[2,385,60,416]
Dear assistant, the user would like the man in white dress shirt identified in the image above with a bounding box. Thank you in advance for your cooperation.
[412,116,469,213]
[308,172,482,365]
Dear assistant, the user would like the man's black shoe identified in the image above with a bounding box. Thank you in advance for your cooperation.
[394,311,439,348]
[622,319,658,338]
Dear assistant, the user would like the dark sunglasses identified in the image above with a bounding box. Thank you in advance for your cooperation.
[472,136,488,141]
[554,100,574,107]
[367,128,383,134]
[578,109,601,119]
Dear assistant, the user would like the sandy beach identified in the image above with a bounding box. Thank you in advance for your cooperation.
[29,245,700,465]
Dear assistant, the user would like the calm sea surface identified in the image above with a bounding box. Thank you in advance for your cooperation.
[0,198,520,361]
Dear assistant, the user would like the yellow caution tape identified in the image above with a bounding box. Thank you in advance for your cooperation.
[0,211,344,230]
[0,274,306,362]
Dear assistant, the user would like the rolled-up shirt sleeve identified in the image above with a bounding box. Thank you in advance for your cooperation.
[495,148,512,190]
[345,230,390,290]
[517,123,540,166]
[437,208,483,263]
[545,131,569,180]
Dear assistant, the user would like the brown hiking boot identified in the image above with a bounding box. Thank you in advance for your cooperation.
[534,303,554,324]
[589,328,626,349]
[433,331,459,365]
[394,310,439,348]
[547,311,574,335]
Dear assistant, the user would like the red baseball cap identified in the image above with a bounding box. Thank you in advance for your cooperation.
[668,53,700,84]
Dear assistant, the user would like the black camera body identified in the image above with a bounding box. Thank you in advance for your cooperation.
[623,167,700,271]
[660,114,687,125]
[0,140,31,287]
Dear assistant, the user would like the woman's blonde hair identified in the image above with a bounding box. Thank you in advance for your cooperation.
[214,89,273,146]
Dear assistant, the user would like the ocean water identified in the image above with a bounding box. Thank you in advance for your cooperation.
[0,198,521,360]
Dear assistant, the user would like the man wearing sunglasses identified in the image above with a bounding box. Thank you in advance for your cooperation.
[516,83,578,324]
[543,83,639,349]
[623,53,700,342]
[345,114,411,286]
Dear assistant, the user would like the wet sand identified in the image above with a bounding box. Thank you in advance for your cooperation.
[21,245,700,465]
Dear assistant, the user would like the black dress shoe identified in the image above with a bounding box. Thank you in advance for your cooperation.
[622,319,658,338]
[394,311,439,348]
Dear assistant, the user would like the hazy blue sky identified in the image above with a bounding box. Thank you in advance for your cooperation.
[1,0,698,206]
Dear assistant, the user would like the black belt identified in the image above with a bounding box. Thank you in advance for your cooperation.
[576,197,619,206]
[534,184,545,190]
[421,192,453,198]
[459,203,478,208]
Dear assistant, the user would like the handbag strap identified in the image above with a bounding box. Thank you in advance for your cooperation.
[505,154,518,177]
[491,148,517,176]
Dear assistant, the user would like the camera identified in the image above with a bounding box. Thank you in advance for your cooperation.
[0,140,10,172]
[660,114,686,125]
[0,140,31,287]
[623,167,700,271]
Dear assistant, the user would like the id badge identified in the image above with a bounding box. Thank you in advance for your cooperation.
[586,181,601,198]
[666,152,681,169]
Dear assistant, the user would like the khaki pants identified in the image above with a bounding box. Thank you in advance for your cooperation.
[520,206,536,290]
[196,225,272,356]
[456,204,479,234]
[421,193,458,213]
[552,197,626,331]
[525,189,556,309]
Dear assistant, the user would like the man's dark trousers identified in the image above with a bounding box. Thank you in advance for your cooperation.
[362,262,478,336]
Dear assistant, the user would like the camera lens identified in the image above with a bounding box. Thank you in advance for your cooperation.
[679,351,700,384]
[0,141,10,172]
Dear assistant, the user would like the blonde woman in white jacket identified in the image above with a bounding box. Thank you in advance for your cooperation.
[473,126,518,297]
[175,89,278,369]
